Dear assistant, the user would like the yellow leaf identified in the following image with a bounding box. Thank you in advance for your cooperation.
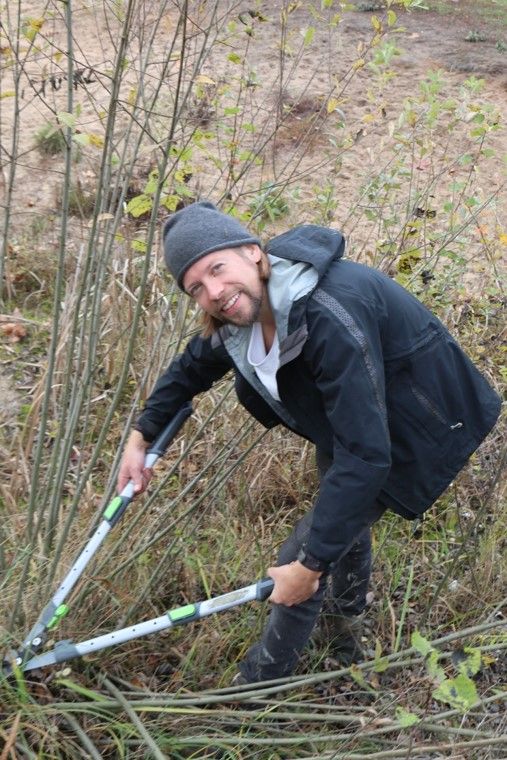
[327,97,339,114]
[353,58,366,70]
[195,74,215,85]
[22,17,44,42]
[371,15,382,32]
[499,233,507,245]
[89,133,104,147]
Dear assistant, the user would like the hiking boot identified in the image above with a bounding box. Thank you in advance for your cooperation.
[230,672,249,687]
[314,613,364,666]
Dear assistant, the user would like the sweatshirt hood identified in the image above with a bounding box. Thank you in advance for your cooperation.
[267,255,318,342]
[266,224,345,278]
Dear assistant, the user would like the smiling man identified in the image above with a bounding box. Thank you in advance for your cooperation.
[118,200,501,684]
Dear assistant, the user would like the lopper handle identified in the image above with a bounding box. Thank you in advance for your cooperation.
[105,403,193,526]
[12,403,195,663]
[147,402,193,458]
[256,577,274,601]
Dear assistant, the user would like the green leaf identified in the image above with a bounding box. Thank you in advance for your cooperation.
[0,91,15,99]
[132,239,147,253]
[395,706,420,727]
[21,17,44,42]
[126,194,152,218]
[224,106,241,116]
[349,664,377,694]
[72,133,90,146]
[411,630,433,657]
[160,194,182,212]
[303,26,315,46]
[169,145,192,162]
[227,52,242,64]
[57,111,76,129]
[143,170,159,194]
[458,647,482,678]
[10,661,29,703]
[349,664,368,688]
[433,674,479,712]
[387,9,397,26]
[427,650,446,683]
[373,639,389,673]
[56,678,110,702]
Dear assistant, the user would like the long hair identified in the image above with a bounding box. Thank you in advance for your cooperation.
[199,246,271,338]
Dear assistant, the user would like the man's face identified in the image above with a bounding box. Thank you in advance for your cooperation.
[183,245,265,327]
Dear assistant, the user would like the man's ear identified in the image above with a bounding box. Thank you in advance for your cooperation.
[242,243,262,263]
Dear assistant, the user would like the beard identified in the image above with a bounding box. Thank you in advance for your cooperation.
[218,291,263,327]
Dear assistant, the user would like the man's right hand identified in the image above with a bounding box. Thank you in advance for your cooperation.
[117,430,153,495]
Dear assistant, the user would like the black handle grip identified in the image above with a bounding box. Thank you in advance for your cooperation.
[256,578,274,601]
[148,402,193,457]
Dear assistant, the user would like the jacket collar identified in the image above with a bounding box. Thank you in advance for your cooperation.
[213,224,345,364]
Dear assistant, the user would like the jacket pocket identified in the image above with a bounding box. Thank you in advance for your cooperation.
[388,374,460,450]
[408,382,463,438]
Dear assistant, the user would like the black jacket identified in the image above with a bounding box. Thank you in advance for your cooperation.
[137,226,501,562]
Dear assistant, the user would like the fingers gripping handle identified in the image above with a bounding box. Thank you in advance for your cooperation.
[106,403,193,527]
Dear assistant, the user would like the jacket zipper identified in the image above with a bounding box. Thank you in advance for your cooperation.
[410,384,463,430]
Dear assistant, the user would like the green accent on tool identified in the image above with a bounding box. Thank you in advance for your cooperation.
[47,604,69,630]
[168,604,197,623]
[104,496,123,520]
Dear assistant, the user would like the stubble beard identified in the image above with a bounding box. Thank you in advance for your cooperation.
[219,290,263,327]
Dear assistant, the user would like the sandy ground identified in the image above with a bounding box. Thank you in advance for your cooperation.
[1,2,505,216]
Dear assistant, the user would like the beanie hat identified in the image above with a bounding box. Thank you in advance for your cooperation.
[163,201,261,289]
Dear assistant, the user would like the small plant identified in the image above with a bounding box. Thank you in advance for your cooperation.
[68,180,96,217]
[248,182,292,228]
[312,182,338,223]
[496,39,507,53]
[34,122,68,155]
[55,177,96,217]
[464,30,487,43]
[411,630,482,712]
[356,1,385,11]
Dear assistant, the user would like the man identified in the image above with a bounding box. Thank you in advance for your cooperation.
[118,201,501,683]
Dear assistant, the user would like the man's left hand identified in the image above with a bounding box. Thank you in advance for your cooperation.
[268,561,322,606]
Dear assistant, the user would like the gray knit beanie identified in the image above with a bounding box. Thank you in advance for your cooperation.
[163,201,261,289]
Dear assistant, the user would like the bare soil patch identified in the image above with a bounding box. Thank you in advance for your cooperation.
[1,2,506,231]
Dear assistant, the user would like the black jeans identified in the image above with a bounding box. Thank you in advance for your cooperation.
[238,449,385,682]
